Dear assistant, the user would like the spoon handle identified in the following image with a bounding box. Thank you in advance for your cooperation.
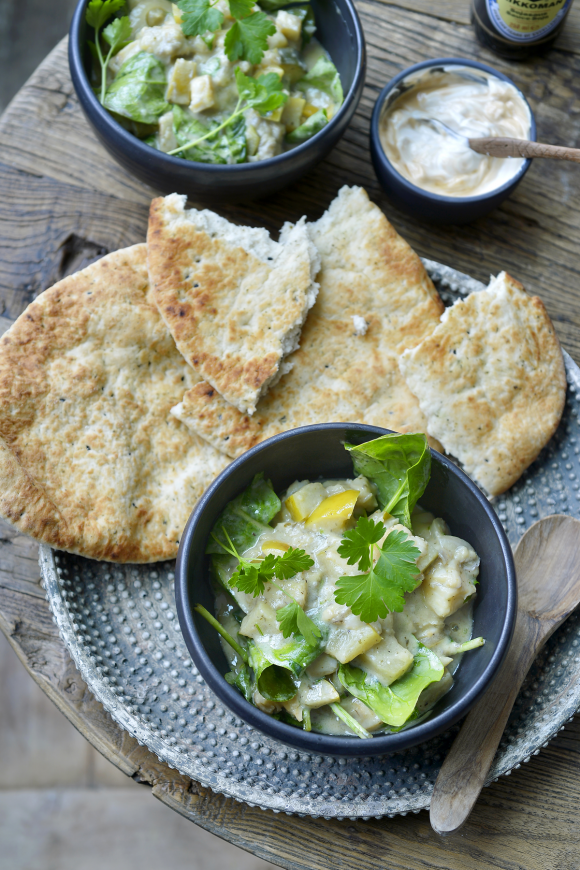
[469,137,580,164]
[429,609,542,835]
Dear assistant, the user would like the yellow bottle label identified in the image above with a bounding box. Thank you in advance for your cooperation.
[486,0,572,41]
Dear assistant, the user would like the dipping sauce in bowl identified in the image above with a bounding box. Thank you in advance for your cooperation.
[379,66,532,197]
[370,58,536,224]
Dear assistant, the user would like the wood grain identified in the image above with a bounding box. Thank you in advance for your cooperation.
[430,516,580,835]
[1,3,580,868]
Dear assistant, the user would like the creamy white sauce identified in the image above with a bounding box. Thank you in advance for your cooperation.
[379,66,531,197]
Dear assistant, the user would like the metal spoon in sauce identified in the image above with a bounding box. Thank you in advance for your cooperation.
[419,117,580,165]
[430,513,580,835]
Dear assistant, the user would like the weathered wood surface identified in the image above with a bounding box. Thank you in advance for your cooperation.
[1,2,580,867]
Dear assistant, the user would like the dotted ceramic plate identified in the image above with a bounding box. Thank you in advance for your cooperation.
[42,261,580,820]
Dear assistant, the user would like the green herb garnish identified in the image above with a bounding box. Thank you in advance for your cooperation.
[335,519,422,623]
[276,599,320,646]
[214,527,320,644]
[346,433,431,530]
[168,68,286,157]
[102,51,170,123]
[224,10,276,64]
[177,0,275,65]
[85,0,131,103]
[177,0,225,38]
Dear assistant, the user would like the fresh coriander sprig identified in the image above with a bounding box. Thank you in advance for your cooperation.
[177,0,275,65]
[276,597,321,646]
[335,517,421,624]
[215,527,320,644]
[168,68,287,156]
[211,527,275,596]
[178,0,225,37]
[86,0,131,103]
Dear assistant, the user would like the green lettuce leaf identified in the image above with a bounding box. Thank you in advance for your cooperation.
[296,56,343,105]
[206,472,281,555]
[235,68,287,115]
[285,108,327,143]
[248,642,298,701]
[250,622,324,681]
[103,51,169,123]
[172,106,247,164]
[346,433,431,529]
[254,0,291,9]
[338,643,444,728]
[225,664,254,702]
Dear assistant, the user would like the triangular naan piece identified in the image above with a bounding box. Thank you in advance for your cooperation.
[147,194,319,415]
[399,272,566,496]
[170,187,445,457]
[0,245,228,562]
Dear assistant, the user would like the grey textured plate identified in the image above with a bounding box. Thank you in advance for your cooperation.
[41,261,580,820]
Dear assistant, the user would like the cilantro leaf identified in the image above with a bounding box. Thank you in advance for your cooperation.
[86,0,126,30]
[102,15,132,51]
[335,529,421,623]
[224,12,276,64]
[337,516,385,572]
[235,68,287,114]
[273,547,314,579]
[228,0,255,18]
[276,600,321,646]
[227,549,278,597]
[229,561,265,596]
[86,0,128,103]
[177,0,224,37]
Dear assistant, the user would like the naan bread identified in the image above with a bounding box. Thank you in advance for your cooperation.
[147,194,319,415]
[170,186,445,457]
[0,245,229,562]
[399,272,566,496]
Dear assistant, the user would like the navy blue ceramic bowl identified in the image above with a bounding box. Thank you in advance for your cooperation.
[176,423,517,756]
[370,58,536,225]
[69,0,365,203]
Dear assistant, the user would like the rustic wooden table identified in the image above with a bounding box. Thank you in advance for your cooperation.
[1,3,580,868]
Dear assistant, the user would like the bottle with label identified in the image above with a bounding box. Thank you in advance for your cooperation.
[472,0,574,58]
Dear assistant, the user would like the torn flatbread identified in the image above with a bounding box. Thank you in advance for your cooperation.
[147,194,319,415]
[170,186,445,457]
[399,272,566,496]
[0,245,229,562]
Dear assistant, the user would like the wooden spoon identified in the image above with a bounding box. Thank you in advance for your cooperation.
[418,118,580,164]
[469,137,580,164]
[430,514,580,835]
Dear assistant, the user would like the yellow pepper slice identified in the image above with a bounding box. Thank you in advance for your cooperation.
[262,540,291,555]
[302,102,319,119]
[305,490,359,530]
[285,482,326,522]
